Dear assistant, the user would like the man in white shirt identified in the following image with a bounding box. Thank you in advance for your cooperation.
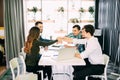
[63,24,105,80]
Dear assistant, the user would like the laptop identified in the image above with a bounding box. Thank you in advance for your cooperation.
[52,48,77,61]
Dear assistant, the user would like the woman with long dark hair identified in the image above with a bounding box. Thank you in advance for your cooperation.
[24,27,57,80]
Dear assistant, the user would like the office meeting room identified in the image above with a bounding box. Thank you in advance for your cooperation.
[0,0,120,80]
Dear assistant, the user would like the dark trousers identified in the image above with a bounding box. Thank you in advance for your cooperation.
[26,65,44,80]
[43,66,53,80]
[39,55,53,80]
[26,65,53,80]
[73,58,105,80]
[26,55,53,80]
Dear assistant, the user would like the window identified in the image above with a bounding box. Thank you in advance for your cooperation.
[24,0,95,39]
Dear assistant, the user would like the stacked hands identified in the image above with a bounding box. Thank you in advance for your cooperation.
[56,37,82,59]
[43,37,66,51]
[57,37,73,44]
[74,53,82,59]
[43,37,82,59]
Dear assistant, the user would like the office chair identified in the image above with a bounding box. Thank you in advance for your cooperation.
[19,54,44,80]
[111,45,120,80]
[86,54,110,80]
[9,57,38,80]
[117,77,120,80]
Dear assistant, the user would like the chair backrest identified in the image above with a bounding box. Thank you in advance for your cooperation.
[19,51,26,60]
[19,55,26,74]
[103,54,110,76]
[10,56,38,80]
[9,57,20,80]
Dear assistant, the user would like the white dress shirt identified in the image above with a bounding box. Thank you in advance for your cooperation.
[73,36,104,65]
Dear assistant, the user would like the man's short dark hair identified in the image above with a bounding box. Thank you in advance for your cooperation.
[73,25,81,30]
[82,24,95,36]
[35,21,43,26]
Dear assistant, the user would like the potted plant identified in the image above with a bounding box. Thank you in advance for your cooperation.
[88,6,94,16]
[31,7,38,13]
[28,7,38,20]
[57,6,64,15]
[88,6,94,21]
[78,7,85,22]
[69,18,79,24]
[79,7,85,13]
[57,6,64,12]
[57,6,65,31]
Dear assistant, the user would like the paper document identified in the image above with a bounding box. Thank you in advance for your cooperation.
[42,50,59,57]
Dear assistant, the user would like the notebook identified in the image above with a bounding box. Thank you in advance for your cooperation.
[52,48,76,61]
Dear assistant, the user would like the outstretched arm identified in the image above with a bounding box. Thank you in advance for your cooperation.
[62,37,73,43]
[37,40,58,47]
[39,36,52,42]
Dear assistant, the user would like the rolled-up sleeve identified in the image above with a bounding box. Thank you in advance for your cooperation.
[73,39,87,45]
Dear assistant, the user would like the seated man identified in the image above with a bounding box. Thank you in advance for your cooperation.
[35,21,52,42]
[63,24,105,80]
[35,21,54,80]
[64,25,85,53]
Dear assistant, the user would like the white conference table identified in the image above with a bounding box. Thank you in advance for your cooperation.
[39,55,85,65]
[38,45,86,80]
[38,45,86,66]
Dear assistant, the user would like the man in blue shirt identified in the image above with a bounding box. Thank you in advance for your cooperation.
[35,21,53,80]
[66,25,81,39]
[35,21,52,42]
[65,25,85,53]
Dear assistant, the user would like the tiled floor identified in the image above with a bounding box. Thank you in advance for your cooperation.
[107,61,120,80]
[0,61,120,80]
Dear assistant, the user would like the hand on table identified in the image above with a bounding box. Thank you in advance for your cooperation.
[75,53,82,59]
[44,46,48,51]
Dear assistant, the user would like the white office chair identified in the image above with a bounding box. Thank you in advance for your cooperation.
[117,77,120,80]
[19,54,26,74]
[19,54,44,80]
[111,73,120,80]
[9,57,38,80]
[20,48,26,59]
[86,54,110,80]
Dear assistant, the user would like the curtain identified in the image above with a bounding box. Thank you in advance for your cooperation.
[98,0,120,66]
[4,0,25,68]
